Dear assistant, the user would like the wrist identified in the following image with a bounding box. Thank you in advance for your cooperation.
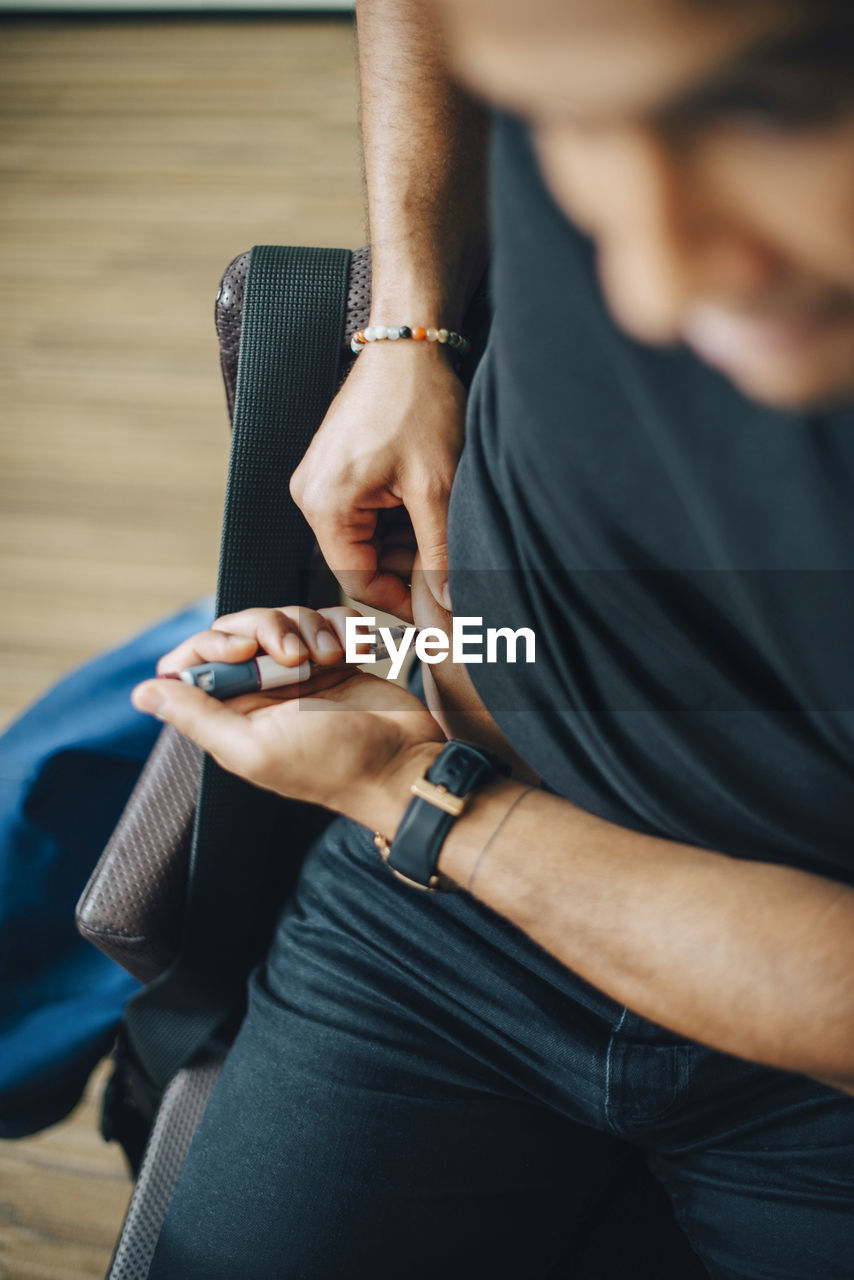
[347,335,467,387]
[368,270,462,330]
[369,739,446,841]
[367,302,467,335]
[438,781,537,889]
[368,247,487,332]
[371,741,523,893]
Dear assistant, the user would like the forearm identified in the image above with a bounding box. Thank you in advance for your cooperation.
[356,0,489,324]
[379,745,854,1090]
[138,600,854,1089]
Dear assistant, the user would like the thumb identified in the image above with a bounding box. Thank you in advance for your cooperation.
[131,678,259,777]
[408,493,453,612]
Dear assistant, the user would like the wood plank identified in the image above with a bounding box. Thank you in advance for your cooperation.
[0,14,362,732]
[0,1062,132,1280]
[0,17,363,1277]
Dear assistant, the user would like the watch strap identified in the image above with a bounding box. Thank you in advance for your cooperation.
[378,741,505,891]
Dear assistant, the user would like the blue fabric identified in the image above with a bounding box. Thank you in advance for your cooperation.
[0,597,213,1137]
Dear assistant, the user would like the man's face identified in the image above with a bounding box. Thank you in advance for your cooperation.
[437,0,854,409]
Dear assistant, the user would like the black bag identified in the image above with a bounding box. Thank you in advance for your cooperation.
[76,247,371,993]
[76,246,368,1170]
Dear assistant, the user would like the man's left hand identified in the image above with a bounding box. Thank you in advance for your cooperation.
[131,605,445,837]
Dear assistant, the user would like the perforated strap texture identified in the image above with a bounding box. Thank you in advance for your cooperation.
[107,1056,224,1280]
[124,245,351,1089]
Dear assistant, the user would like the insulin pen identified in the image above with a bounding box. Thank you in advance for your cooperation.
[160,625,414,701]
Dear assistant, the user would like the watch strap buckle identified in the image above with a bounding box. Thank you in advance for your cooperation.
[409,776,468,816]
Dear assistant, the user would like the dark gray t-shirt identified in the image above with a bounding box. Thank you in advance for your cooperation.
[447,114,854,885]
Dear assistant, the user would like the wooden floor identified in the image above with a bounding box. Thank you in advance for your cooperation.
[0,1063,132,1280]
[0,16,362,1278]
[0,14,363,731]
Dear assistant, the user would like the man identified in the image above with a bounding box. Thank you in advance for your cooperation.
[135,1,854,1275]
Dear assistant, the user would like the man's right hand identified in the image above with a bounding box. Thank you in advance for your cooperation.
[290,339,467,622]
[291,0,489,619]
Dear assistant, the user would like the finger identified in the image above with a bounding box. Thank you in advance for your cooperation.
[158,610,308,675]
[230,605,348,668]
[158,607,321,676]
[156,629,257,676]
[351,574,415,623]
[313,605,416,662]
[212,608,310,664]
[315,606,369,656]
[299,496,381,599]
[277,605,345,665]
[131,678,269,781]
[319,562,412,623]
[300,497,415,620]
[331,562,413,622]
[407,489,453,611]
[212,606,346,667]
[155,607,357,681]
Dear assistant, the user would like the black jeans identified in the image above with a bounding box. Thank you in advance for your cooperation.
[150,816,854,1279]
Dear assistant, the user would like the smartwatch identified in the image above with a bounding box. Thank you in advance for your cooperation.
[374,740,509,892]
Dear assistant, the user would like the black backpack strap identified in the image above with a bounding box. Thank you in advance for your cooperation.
[124,245,351,1090]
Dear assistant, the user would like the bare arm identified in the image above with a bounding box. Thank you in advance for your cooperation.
[357,0,489,325]
[138,612,854,1094]
[291,2,489,617]
[414,755,854,1095]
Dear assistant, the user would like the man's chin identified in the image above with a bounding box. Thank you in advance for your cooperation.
[679,312,854,412]
[721,358,854,414]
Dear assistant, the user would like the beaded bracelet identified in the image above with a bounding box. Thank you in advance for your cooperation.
[350,324,471,356]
